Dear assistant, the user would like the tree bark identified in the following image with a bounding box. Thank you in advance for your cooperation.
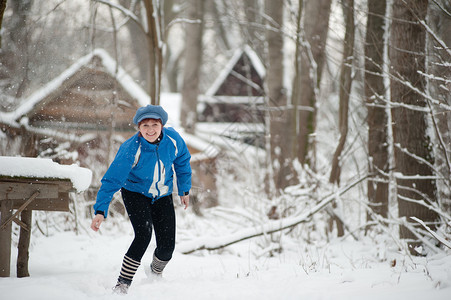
[180,0,204,133]
[297,0,332,166]
[143,0,163,105]
[427,0,451,215]
[210,0,231,52]
[9,0,33,98]
[20,125,37,157]
[265,0,294,194]
[329,0,354,186]
[242,0,264,60]
[328,0,355,237]
[390,0,439,253]
[162,0,181,93]
[290,0,303,160]
[365,0,389,219]
[0,0,7,48]
[17,209,32,278]
[120,0,151,91]
[0,200,13,277]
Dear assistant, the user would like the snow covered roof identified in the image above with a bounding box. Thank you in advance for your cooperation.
[206,45,265,97]
[0,156,92,192]
[160,93,220,160]
[160,94,262,160]
[198,95,265,104]
[0,48,150,128]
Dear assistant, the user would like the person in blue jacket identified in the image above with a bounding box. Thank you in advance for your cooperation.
[90,105,191,294]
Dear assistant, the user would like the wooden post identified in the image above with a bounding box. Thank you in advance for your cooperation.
[0,199,13,277]
[17,209,32,277]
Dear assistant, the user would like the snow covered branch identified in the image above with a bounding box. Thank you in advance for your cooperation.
[360,59,451,112]
[177,175,368,254]
[419,20,451,58]
[411,217,451,250]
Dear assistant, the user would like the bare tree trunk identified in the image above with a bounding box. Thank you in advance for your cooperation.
[180,0,204,133]
[390,0,439,254]
[20,126,37,157]
[210,0,231,52]
[17,209,32,278]
[16,126,36,277]
[0,0,7,48]
[242,0,264,59]
[9,0,33,98]
[117,0,178,94]
[180,0,208,214]
[120,0,150,91]
[328,0,355,237]
[291,0,303,160]
[297,0,332,166]
[143,0,163,105]
[162,0,180,93]
[365,0,389,219]
[265,0,294,195]
[329,0,354,185]
[427,0,451,215]
[0,199,13,277]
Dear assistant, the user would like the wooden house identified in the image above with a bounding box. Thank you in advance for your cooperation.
[0,48,148,142]
[0,49,219,213]
[197,45,266,147]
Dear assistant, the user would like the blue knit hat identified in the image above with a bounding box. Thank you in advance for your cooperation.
[133,105,168,125]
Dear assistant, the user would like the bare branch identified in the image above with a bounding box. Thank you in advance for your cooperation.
[430,0,451,18]
[411,217,451,249]
[92,0,146,33]
[419,20,451,58]
[178,175,368,254]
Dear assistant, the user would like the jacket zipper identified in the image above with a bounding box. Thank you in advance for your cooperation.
[155,144,161,198]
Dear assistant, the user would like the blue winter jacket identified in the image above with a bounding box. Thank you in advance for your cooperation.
[94,127,192,217]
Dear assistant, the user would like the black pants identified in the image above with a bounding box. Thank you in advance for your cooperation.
[121,188,176,262]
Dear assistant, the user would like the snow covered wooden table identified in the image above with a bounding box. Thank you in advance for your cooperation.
[0,156,92,278]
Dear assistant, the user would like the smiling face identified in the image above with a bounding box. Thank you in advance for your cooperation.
[139,118,163,143]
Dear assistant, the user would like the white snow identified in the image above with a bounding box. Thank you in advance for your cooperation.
[1,155,448,299]
[160,92,182,128]
[0,223,450,300]
[0,149,450,300]
[0,156,92,192]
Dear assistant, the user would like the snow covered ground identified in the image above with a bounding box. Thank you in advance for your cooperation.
[0,152,450,300]
[1,216,450,300]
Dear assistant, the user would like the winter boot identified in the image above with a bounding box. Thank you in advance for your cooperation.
[112,278,131,295]
[145,252,169,279]
[113,255,141,294]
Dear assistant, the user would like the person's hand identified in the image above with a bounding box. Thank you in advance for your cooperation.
[180,195,189,210]
[91,214,104,231]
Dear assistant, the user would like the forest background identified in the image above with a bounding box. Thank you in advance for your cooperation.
[0,0,450,291]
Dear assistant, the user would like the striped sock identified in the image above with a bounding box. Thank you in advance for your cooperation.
[150,253,169,275]
[118,255,141,284]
